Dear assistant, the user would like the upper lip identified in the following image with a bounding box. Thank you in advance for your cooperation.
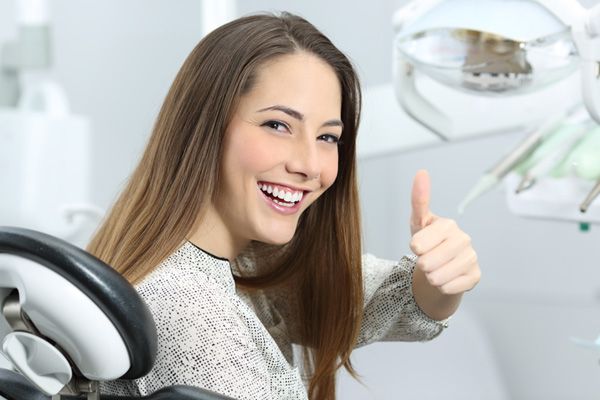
[258,181,315,193]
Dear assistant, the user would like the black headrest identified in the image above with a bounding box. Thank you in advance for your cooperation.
[0,226,157,379]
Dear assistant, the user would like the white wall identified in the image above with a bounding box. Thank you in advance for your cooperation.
[2,0,600,399]
[352,132,600,399]
[49,0,205,209]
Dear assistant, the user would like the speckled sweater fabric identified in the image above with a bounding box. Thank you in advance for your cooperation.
[100,241,447,399]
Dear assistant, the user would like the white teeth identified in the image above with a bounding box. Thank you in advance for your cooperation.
[273,199,294,208]
[258,183,303,204]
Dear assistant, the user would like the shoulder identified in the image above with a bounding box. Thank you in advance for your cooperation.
[131,243,240,323]
[138,241,236,292]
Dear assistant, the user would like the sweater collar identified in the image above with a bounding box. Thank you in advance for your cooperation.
[175,241,235,294]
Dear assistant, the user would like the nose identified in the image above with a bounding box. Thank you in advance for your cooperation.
[286,136,320,180]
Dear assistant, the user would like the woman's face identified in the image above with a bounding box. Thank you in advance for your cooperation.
[216,52,342,246]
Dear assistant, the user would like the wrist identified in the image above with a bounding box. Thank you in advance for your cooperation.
[412,266,462,321]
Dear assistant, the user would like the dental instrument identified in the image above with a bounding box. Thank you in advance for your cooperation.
[551,127,600,179]
[566,131,600,212]
[393,0,600,140]
[580,180,600,213]
[457,111,566,214]
[515,123,593,194]
[505,127,600,223]
[572,139,600,182]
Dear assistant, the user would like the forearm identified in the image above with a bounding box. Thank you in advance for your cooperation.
[412,266,462,321]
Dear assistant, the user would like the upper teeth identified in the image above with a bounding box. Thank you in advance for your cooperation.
[258,183,303,203]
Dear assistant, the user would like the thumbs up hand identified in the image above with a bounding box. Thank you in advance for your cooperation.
[410,170,480,305]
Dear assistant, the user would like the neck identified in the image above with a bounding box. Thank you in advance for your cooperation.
[187,204,248,261]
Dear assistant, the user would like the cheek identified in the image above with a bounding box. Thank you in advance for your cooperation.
[320,150,339,189]
[228,132,281,176]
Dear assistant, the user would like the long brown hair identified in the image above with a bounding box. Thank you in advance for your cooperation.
[87,12,363,399]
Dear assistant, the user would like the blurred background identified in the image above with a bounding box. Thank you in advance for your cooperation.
[1,0,600,399]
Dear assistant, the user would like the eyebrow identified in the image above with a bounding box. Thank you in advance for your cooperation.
[257,105,344,130]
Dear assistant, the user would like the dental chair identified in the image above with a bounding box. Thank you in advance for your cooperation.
[0,226,234,400]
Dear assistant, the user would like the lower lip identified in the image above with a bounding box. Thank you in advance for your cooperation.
[258,188,304,215]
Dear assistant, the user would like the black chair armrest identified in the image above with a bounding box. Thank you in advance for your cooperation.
[102,385,237,400]
[0,369,236,400]
[0,368,49,400]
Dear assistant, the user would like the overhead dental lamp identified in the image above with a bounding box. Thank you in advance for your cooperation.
[393,0,600,140]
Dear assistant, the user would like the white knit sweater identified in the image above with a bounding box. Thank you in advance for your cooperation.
[101,241,447,399]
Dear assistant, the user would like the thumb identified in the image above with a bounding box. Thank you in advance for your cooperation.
[410,169,432,233]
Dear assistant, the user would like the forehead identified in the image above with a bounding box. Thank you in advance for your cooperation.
[238,52,342,118]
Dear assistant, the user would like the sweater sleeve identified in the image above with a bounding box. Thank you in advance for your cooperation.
[264,253,448,349]
[354,253,449,348]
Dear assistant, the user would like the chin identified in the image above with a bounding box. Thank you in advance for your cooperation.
[260,233,294,246]
[261,238,292,247]
[256,225,297,246]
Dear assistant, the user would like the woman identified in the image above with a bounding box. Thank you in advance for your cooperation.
[91,12,480,400]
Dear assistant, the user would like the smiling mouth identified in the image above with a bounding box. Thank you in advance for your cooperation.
[257,182,305,209]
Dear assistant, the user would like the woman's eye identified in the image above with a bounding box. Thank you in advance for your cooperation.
[318,134,341,145]
[262,120,289,132]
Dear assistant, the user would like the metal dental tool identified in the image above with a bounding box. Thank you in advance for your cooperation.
[458,112,566,214]
[515,123,594,193]
[580,180,600,213]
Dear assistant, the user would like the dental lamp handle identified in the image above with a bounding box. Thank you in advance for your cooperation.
[577,3,600,124]
[539,0,600,125]
[586,4,600,37]
[579,55,600,124]
[529,1,600,124]
[393,55,452,141]
[391,6,453,141]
